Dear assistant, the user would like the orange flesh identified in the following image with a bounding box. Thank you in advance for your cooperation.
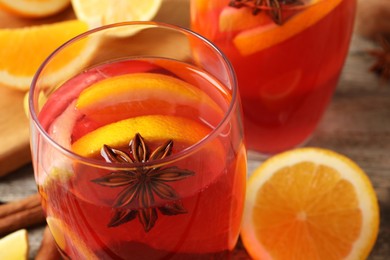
[252,162,362,259]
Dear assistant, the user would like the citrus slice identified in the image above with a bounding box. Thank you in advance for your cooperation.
[0,20,91,90]
[191,0,226,13]
[71,0,162,25]
[0,229,29,260]
[241,147,379,260]
[219,6,271,32]
[76,73,217,110]
[233,0,341,56]
[71,115,212,157]
[0,0,70,18]
[76,72,222,125]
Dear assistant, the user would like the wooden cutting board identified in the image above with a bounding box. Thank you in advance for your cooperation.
[0,0,189,177]
[0,84,31,176]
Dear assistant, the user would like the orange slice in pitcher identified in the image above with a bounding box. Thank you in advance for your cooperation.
[192,0,226,13]
[241,147,379,260]
[233,0,342,56]
[219,6,272,32]
[71,115,212,158]
[0,20,90,90]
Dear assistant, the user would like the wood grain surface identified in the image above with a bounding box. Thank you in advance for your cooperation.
[1,0,389,259]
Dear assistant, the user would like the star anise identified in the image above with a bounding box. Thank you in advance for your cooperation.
[92,133,195,232]
[229,0,304,25]
[368,35,390,82]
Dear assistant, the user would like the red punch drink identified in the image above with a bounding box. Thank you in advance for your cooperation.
[191,0,356,154]
[30,23,246,259]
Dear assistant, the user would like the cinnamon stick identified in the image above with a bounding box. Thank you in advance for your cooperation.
[0,193,45,236]
[35,226,62,260]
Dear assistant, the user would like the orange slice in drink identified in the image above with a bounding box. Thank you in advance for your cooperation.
[0,20,91,90]
[70,113,226,215]
[75,73,223,125]
[0,0,70,18]
[71,115,212,158]
[241,147,379,259]
[46,217,98,259]
[233,0,342,56]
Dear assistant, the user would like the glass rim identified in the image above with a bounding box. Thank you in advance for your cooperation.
[29,21,239,170]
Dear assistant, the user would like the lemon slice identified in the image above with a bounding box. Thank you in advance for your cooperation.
[0,0,70,18]
[71,0,162,25]
[0,229,29,260]
[241,147,379,260]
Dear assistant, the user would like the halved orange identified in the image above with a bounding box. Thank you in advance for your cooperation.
[0,20,90,90]
[233,0,341,55]
[241,147,379,259]
[0,0,70,18]
[71,115,212,158]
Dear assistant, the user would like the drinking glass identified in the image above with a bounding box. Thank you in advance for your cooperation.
[191,0,357,155]
[29,22,246,259]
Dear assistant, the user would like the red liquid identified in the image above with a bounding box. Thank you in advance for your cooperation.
[36,59,246,259]
[191,0,356,154]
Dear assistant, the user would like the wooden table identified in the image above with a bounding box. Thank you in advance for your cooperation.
[1,4,390,260]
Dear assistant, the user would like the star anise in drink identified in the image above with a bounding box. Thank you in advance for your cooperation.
[229,0,304,25]
[92,133,194,232]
